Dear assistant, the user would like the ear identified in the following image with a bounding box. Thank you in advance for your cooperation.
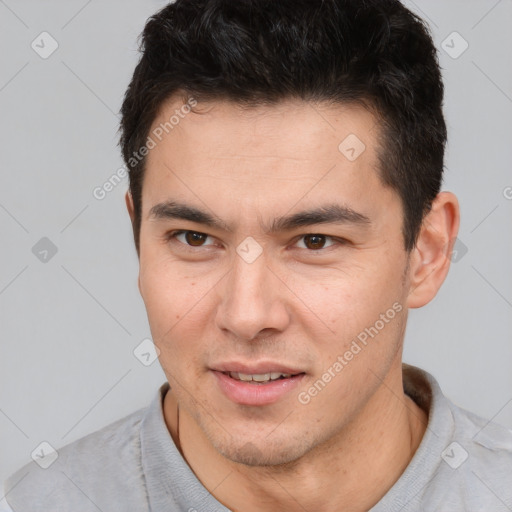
[125,190,135,223]
[406,191,460,309]
[125,190,142,276]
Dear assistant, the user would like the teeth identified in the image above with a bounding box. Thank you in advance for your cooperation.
[252,373,270,382]
[271,372,291,379]
[228,371,293,383]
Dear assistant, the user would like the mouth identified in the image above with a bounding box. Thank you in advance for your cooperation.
[223,371,304,384]
[211,365,306,405]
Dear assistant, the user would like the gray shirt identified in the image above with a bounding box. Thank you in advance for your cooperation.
[3,365,512,511]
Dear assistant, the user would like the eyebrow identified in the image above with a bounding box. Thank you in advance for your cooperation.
[148,200,371,233]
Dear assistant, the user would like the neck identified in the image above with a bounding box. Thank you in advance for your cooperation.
[164,366,428,512]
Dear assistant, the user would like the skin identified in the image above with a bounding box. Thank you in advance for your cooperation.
[125,96,459,512]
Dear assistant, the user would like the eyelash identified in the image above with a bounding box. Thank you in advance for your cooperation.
[164,230,347,253]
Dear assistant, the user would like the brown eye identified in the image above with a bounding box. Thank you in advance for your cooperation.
[184,231,208,246]
[169,230,215,248]
[303,234,328,250]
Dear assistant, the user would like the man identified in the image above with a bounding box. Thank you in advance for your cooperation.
[4,0,511,510]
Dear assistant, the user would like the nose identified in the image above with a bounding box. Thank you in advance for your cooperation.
[215,248,290,341]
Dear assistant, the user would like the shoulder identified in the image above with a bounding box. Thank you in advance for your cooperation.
[427,397,512,509]
[395,365,512,511]
[450,400,512,473]
[4,406,149,512]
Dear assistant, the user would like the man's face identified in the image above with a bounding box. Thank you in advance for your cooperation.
[136,98,412,466]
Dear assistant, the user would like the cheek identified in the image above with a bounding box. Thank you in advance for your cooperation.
[140,274,206,380]
[287,261,407,378]
[139,255,213,346]
[289,256,404,327]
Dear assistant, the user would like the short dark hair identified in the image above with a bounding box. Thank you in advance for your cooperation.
[119,0,446,254]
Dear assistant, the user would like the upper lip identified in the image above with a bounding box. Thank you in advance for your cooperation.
[212,361,305,375]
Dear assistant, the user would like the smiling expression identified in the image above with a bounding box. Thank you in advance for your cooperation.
[135,97,413,466]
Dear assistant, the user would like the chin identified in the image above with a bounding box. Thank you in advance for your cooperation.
[212,435,312,468]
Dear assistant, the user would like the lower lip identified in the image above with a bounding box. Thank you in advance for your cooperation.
[212,371,305,406]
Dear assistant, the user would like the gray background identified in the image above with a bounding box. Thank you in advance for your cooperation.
[1,0,511,487]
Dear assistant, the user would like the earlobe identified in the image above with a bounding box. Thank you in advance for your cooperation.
[406,192,460,309]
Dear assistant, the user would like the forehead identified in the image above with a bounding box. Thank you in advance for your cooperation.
[149,96,379,157]
[141,97,395,227]
[146,97,380,173]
